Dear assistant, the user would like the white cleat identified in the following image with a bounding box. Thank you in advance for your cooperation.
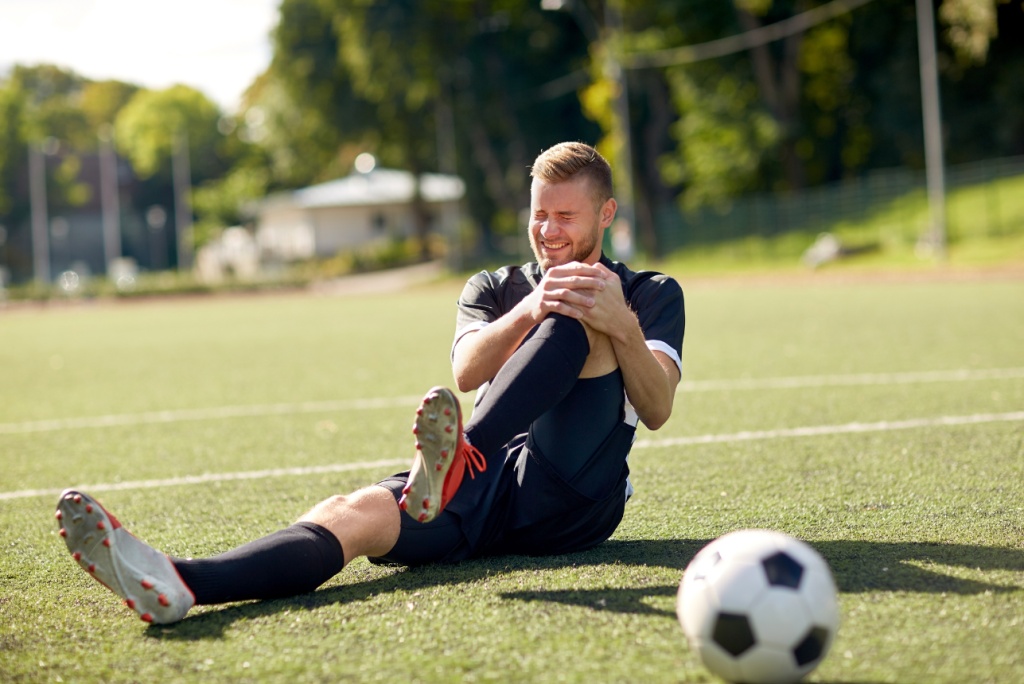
[56,489,194,624]
[399,387,486,523]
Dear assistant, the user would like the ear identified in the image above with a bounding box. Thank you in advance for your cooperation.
[599,197,617,228]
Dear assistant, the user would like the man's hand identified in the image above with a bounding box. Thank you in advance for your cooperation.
[580,262,680,430]
[517,262,608,325]
[575,262,633,341]
[452,261,607,392]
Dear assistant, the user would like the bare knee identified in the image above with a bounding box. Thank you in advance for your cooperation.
[301,494,349,523]
[298,487,400,565]
[579,321,618,378]
[300,488,386,528]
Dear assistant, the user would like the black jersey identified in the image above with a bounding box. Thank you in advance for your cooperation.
[452,253,685,379]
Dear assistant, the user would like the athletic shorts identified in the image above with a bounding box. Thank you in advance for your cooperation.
[368,417,635,566]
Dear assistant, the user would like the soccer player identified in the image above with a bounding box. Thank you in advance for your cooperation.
[54,142,684,624]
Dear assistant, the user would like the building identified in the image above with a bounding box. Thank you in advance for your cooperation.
[255,168,465,261]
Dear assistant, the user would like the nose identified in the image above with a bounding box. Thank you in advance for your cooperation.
[539,220,560,239]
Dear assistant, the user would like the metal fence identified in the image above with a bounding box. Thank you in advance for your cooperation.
[653,156,1024,254]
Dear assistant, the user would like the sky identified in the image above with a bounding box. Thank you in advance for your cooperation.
[0,0,279,111]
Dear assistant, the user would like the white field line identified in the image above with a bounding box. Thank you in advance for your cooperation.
[634,410,1024,449]
[676,366,1024,392]
[2,410,1021,502]
[0,396,424,435]
[0,459,409,502]
[1,367,1021,437]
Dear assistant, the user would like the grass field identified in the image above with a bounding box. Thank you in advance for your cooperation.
[2,274,1023,683]
[653,173,1024,275]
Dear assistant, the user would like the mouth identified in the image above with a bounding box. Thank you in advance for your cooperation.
[540,241,569,252]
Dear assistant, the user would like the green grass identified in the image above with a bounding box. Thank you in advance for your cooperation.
[656,174,1024,275]
[1,276,1023,683]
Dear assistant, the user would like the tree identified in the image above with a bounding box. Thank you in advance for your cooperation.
[258,0,597,258]
[0,77,27,218]
[114,85,224,182]
[0,65,146,279]
[81,80,140,131]
[249,0,375,188]
[191,165,270,246]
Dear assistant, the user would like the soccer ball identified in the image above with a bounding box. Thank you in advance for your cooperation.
[676,530,839,684]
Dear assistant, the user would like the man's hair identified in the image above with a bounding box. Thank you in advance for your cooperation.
[530,142,613,207]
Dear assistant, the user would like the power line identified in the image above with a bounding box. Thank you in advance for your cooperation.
[620,0,876,69]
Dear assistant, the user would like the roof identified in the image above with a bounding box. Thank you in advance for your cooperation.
[263,169,465,210]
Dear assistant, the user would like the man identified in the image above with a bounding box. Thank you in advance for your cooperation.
[54,142,684,624]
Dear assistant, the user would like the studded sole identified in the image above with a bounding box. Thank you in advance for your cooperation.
[56,490,194,624]
[401,387,460,523]
[56,490,122,598]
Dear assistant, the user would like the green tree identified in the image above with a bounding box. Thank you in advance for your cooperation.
[191,165,270,246]
[622,0,1024,223]
[0,65,98,212]
[249,0,375,187]
[659,64,779,209]
[0,78,27,217]
[258,0,597,257]
[81,80,140,130]
[114,85,223,181]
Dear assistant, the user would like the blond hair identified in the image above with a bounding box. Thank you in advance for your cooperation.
[530,142,613,207]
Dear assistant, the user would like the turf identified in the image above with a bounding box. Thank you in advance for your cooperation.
[652,173,1024,275]
[1,276,1023,683]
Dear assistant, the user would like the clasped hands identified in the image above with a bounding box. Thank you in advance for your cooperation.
[520,262,631,342]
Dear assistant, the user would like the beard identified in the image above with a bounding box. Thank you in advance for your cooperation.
[529,222,601,271]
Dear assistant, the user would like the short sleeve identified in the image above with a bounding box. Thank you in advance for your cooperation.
[630,276,685,375]
[452,272,502,361]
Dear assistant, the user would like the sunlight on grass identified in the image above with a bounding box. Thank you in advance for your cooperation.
[657,174,1024,275]
[0,278,1022,683]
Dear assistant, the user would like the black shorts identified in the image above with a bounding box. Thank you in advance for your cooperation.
[369,418,635,566]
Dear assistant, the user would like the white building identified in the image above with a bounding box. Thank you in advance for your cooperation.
[256,168,465,261]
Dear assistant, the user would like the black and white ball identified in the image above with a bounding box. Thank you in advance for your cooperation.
[676,530,839,684]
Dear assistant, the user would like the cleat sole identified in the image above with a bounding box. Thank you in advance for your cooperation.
[56,489,194,624]
[402,388,461,524]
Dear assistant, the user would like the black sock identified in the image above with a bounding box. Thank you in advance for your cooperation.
[465,313,589,456]
[171,522,345,605]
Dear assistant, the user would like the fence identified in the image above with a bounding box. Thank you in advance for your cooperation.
[653,156,1024,255]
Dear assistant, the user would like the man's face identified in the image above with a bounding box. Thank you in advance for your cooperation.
[528,176,615,271]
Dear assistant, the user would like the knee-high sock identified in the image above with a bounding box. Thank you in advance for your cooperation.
[464,313,589,457]
[171,522,345,605]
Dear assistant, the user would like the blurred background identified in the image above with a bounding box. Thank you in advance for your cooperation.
[0,0,1022,299]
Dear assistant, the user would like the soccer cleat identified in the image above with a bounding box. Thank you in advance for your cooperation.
[55,489,195,624]
[401,387,486,524]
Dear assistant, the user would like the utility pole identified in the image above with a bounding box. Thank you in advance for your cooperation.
[915,0,947,259]
[28,143,50,284]
[98,124,122,273]
[172,130,193,270]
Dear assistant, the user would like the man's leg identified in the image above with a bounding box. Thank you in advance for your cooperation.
[56,485,400,624]
[401,313,617,524]
[55,315,614,622]
[296,486,400,564]
[462,313,616,457]
[173,486,400,604]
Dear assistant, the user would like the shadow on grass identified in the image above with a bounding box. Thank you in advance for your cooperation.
[148,538,1024,641]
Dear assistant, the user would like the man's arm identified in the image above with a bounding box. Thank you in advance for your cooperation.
[579,263,680,430]
[452,263,608,391]
[606,314,680,430]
